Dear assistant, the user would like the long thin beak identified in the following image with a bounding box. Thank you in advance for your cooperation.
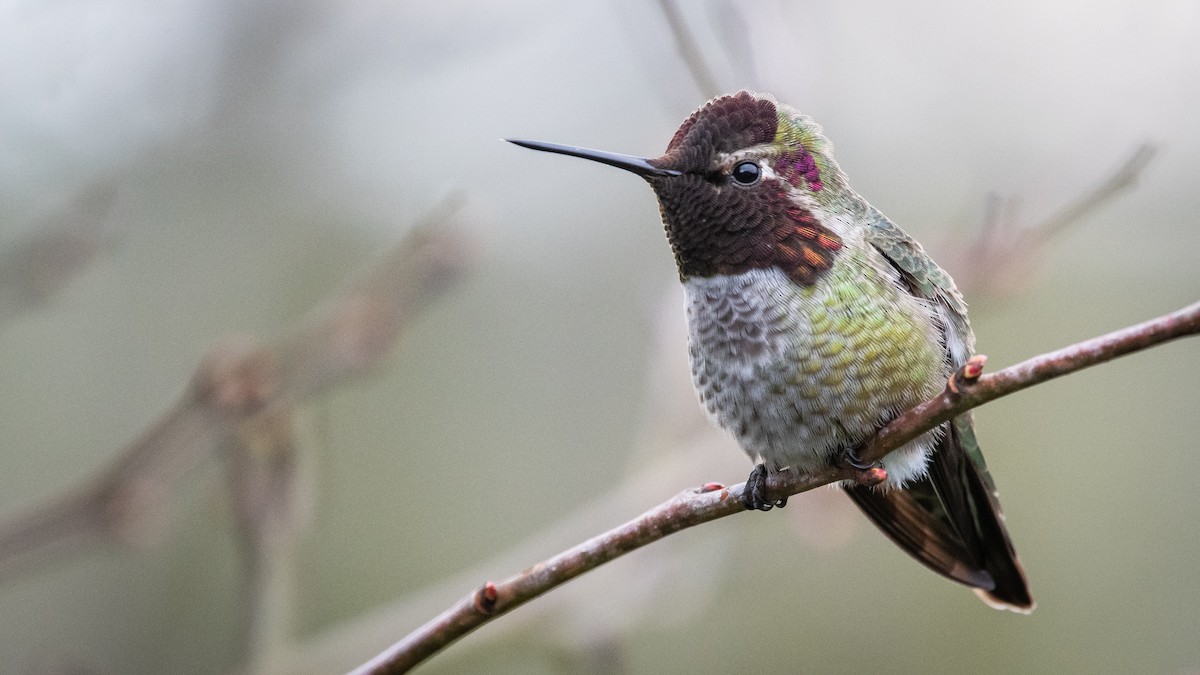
[506,139,681,178]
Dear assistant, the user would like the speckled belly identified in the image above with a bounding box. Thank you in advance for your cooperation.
[683,261,949,488]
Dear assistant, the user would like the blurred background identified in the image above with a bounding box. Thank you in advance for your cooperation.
[1,1,1199,673]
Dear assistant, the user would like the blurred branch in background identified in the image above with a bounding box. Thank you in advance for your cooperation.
[228,405,308,674]
[654,0,721,99]
[354,298,1200,674]
[1019,143,1157,243]
[0,195,473,671]
[0,180,119,325]
[949,143,1158,297]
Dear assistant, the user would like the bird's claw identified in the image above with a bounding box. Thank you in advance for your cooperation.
[840,446,879,471]
[742,464,787,511]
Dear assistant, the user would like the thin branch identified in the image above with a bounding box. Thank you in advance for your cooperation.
[354,299,1200,674]
[228,406,306,674]
[1027,142,1157,245]
[855,297,1199,467]
[0,179,119,325]
[952,143,1158,296]
[654,0,721,99]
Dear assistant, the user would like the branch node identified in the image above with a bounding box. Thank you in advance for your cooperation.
[191,338,277,415]
[948,354,988,394]
[853,466,888,487]
[474,582,499,615]
[697,482,725,493]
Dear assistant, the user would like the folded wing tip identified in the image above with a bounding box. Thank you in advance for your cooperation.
[974,588,1037,614]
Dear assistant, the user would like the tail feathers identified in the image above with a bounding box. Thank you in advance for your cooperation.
[844,419,1034,613]
[976,587,1036,614]
[844,483,993,590]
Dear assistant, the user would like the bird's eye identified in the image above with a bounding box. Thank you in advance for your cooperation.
[731,161,761,186]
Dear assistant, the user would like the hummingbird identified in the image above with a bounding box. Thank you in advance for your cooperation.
[508,90,1033,612]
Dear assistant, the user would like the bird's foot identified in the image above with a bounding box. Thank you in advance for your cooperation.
[742,464,787,511]
[837,446,889,487]
[839,445,877,471]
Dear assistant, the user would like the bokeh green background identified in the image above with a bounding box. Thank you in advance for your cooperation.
[1,1,1198,673]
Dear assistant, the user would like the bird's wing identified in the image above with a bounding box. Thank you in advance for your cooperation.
[852,209,1034,612]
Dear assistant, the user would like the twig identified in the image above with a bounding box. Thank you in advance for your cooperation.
[654,0,721,99]
[0,179,119,325]
[354,299,1200,674]
[953,143,1157,295]
[1027,143,1157,245]
[228,406,306,674]
[856,296,1197,467]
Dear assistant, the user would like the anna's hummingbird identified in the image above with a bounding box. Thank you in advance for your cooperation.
[509,90,1033,612]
